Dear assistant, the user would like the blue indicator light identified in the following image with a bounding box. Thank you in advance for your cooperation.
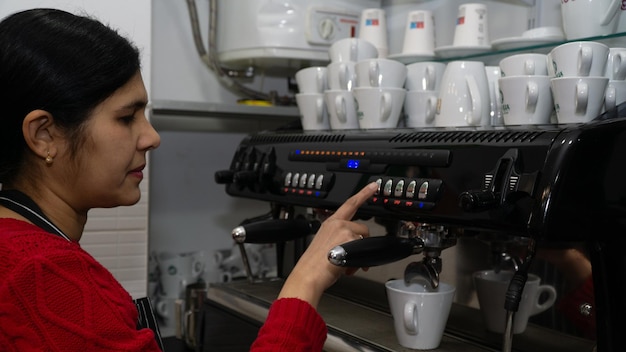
[419,202,424,208]
[295,150,301,154]
[346,159,360,169]
[315,191,321,197]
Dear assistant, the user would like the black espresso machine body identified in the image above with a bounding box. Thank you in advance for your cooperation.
[217,111,626,351]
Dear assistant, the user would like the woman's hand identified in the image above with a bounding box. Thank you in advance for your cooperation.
[277,182,378,308]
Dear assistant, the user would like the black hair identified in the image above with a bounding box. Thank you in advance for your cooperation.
[0,8,141,184]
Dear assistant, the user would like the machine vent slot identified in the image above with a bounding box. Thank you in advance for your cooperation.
[389,130,544,144]
[250,133,346,144]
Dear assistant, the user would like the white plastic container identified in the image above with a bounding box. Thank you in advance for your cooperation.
[216,0,381,70]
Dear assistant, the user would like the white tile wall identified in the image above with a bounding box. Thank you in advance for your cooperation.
[80,181,151,299]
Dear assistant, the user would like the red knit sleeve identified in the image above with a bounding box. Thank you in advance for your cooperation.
[250,298,328,352]
[0,236,160,351]
[555,275,596,339]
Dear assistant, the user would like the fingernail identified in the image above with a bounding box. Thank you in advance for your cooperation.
[367,182,378,190]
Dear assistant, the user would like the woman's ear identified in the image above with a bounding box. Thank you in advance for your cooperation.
[22,109,57,162]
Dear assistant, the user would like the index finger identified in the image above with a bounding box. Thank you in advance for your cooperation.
[330,182,378,221]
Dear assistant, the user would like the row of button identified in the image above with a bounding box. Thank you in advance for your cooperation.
[283,172,333,191]
[371,177,442,202]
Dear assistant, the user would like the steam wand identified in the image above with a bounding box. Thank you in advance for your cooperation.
[502,238,537,352]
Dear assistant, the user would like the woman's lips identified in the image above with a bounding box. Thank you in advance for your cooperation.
[129,165,145,179]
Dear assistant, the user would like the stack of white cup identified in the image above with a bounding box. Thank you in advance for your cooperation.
[403,61,445,128]
[498,53,553,126]
[325,38,378,130]
[353,58,407,129]
[548,41,610,123]
[603,47,626,112]
[295,66,330,131]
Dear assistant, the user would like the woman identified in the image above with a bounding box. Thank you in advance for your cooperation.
[0,8,374,351]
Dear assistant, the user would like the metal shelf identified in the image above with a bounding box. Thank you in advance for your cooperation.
[150,100,299,132]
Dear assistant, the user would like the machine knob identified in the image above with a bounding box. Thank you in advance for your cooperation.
[233,170,258,186]
[458,190,498,212]
[214,170,235,184]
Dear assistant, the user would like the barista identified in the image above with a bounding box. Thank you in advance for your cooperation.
[0,8,374,351]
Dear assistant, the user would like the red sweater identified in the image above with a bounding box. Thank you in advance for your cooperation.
[0,219,159,351]
[1,219,328,351]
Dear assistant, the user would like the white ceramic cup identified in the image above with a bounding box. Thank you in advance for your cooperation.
[328,37,378,63]
[499,53,549,77]
[386,280,456,350]
[324,89,360,130]
[405,61,446,92]
[327,61,357,91]
[473,270,557,334]
[295,93,330,131]
[358,8,388,58]
[436,61,490,127]
[605,47,626,80]
[485,65,503,126]
[155,297,184,329]
[353,87,406,129]
[499,75,554,125]
[295,66,327,94]
[158,251,204,298]
[405,90,438,128]
[604,79,626,112]
[355,58,407,88]
[452,3,490,47]
[551,76,609,123]
[560,0,622,40]
[401,10,435,56]
[548,41,609,78]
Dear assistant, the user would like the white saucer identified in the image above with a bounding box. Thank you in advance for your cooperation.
[491,36,564,51]
[388,52,436,64]
[433,45,492,59]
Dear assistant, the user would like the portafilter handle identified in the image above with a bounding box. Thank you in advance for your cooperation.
[231,219,321,244]
[328,236,424,268]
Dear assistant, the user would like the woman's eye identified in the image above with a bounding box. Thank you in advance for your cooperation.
[120,115,135,124]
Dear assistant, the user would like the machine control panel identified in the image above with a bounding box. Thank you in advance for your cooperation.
[368,176,442,211]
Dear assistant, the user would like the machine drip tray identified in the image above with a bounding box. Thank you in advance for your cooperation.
[205,277,595,352]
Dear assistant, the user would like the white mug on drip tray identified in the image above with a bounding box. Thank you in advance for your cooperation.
[473,270,557,334]
[385,280,456,350]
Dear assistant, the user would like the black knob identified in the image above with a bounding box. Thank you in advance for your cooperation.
[214,170,235,184]
[233,170,258,186]
[459,190,497,212]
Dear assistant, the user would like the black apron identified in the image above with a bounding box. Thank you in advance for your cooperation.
[0,189,165,351]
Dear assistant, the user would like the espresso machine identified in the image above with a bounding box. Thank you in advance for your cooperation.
[202,105,626,351]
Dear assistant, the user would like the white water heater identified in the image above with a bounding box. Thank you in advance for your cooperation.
[216,0,381,70]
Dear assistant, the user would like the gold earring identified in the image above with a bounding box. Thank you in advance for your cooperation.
[45,152,53,164]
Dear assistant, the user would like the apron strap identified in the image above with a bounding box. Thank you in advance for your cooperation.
[0,189,70,241]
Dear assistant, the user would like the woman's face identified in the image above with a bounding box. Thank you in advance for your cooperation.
[61,71,160,210]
